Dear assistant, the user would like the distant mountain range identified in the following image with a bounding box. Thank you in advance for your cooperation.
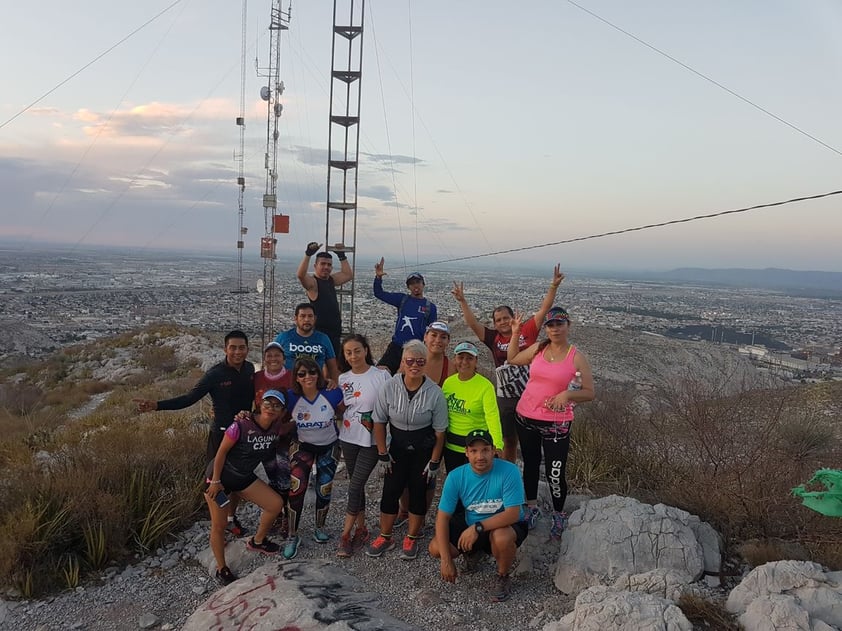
[606,267,842,296]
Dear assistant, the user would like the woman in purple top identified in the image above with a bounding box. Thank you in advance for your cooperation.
[205,389,293,584]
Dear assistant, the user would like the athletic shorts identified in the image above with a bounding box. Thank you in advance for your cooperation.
[204,461,258,493]
[447,511,528,555]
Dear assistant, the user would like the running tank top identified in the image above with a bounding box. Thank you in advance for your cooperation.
[516,345,577,423]
[438,356,449,387]
[310,276,341,339]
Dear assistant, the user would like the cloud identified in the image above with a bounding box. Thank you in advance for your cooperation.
[362,152,423,166]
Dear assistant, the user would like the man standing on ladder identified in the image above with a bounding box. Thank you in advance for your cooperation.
[297,241,354,356]
[373,257,438,374]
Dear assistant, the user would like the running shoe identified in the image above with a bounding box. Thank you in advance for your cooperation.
[336,534,354,558]
[394,510,410,529]
[226,515,247,537]
[215,566,237,585]
[550,511,569,540]
[461,549,483,574]
[351,526,370,551]
[525,505,541,530]
[365,534,395,558]
[313,528,330,544]
[283,535,300,560]
[490,574,512,602]
[399,536,419,561]
[247,537,280,555]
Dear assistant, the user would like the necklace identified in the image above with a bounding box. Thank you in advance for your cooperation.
[546,344,570,363]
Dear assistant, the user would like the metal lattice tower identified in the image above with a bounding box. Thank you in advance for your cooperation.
[325,0,365,335]
[257,1,291,348]
[232,0,249,327]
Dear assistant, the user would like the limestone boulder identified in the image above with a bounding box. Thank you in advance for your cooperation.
[196,539,253,576]
[610,568,692,602]
[725,560,842,631]
[554,495,721,594]
[184,559,420,631]
[542,585,692,631]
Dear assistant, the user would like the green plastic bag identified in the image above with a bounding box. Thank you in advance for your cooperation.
[792,469,842,517]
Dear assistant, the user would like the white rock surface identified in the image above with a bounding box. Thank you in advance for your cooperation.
[610,568,691,602]
[183,559,420,630]
[725,560,842,631]
[554,495,720,594]
[542,585,693,631]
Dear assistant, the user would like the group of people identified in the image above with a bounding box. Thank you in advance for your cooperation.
[134,242,595,603]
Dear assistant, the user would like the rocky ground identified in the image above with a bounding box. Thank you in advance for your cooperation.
[2,467,578,631]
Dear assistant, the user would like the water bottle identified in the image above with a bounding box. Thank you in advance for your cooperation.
[565,371,582,414]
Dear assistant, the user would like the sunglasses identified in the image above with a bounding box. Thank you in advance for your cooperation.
[261,400,284,409]
[296,368,319,378]
[404,357,427,367]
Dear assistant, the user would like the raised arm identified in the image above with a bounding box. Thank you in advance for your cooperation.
[506,313,540,365]
[451,281,486,340]
[332,247,353,285]
[296,241,321,298]
[531,264,565,327]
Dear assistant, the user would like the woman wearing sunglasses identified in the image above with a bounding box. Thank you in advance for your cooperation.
[282,357,345,559]
[366,339,448,561]
[507,307,595,540]
[204,390,290,585]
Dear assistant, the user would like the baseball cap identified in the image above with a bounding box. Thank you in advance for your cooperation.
[405,272,425,286]
[543,307,570,326]
[453,341,479,357]
[466,428,494,447]
[263,341,285,354]
[262,389,286,406]
[426,321,450,334]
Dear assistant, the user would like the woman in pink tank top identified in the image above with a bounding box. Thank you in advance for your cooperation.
[507,306,595,540]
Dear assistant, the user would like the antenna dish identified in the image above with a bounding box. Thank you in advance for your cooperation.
[256,278,265,294]
[260,86,271,101]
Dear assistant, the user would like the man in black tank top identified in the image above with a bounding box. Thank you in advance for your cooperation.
[296,241,354,355]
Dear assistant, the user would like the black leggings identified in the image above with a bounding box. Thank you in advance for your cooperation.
[380,442,433,516]
[516,416,571,512]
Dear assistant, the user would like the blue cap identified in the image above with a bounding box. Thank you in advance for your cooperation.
[262,390,286,406]
[406,272,425,286]
[453,341,479,357]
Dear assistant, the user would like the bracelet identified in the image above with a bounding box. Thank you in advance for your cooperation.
[207,479,221,484]
[550,282,560,288]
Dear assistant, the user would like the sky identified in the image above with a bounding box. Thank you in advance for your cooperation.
[1,1,841,274]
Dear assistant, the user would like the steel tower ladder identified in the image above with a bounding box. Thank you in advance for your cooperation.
[324,0,365,335]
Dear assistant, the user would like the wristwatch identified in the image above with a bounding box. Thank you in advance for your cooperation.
[474,522,484,534]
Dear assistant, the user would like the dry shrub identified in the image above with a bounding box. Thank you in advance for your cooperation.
[139,345,178,376]
[570,376,842,569]
[0,382,43,416]
[677,593,739,630]
[0,407,206,595]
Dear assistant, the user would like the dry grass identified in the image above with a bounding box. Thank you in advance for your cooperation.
[0,325,212,595]
[571,378,842,570]
[677,593,740,630]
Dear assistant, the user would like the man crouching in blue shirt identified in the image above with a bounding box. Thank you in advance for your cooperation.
[428,429,529,603]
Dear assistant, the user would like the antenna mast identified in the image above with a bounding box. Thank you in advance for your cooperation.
[257,1,291,348]
[325,0,365,334]
[232,0,249,325]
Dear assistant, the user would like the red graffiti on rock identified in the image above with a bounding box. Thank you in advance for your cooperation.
[202,575,287,631]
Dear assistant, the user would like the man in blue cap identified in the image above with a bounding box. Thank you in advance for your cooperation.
[429,428,528,603]
[372,257,437,374]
